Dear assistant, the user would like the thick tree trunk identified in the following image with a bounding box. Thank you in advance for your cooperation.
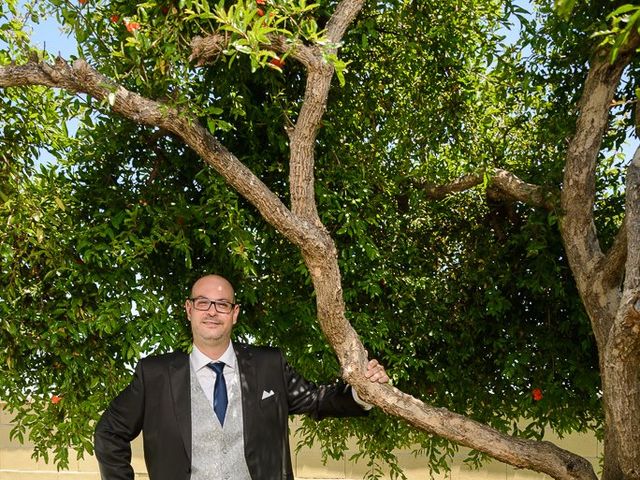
[560,40,640,479]
[601,149,640,479]
[602,424,624,480]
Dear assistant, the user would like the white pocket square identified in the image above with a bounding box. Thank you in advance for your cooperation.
[261,390,275,400]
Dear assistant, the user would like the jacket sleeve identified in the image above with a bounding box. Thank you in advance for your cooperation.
[94,361,146,480]
[280,352,368,420]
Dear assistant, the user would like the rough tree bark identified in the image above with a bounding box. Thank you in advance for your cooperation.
[1,0,638,478]
[560,42,640,480]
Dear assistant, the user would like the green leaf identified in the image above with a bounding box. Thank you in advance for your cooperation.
[607,4,640,19]
[53,196,66,211]
[554,0,577,19]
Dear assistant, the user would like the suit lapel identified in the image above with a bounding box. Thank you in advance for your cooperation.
[235,343,259,462]
[169,353,191,463]
[235,343,257,412]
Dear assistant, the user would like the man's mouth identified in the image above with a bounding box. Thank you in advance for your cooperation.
[203,319,222,326]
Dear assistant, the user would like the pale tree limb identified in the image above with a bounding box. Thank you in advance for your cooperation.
[559,41,638,343]
[275,0,365,382]
[285,0,364,222]
[0,56,599,480]
[602,146,640,478]
[189,33,319,69]
[359,383,597,480]
[287,65,331,222]
[419,172,485,199]
[419,168,557,210]
[325,0,365,44]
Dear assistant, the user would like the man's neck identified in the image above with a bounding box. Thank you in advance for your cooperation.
[194,339,232,361]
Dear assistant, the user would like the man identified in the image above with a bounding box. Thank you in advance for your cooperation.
[94,274,389,480]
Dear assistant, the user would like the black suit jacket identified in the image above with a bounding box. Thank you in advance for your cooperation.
[94,343,367,480]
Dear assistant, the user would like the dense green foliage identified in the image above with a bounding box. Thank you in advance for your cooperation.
[1,0,637,476]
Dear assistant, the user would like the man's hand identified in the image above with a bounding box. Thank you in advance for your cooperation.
[364,359,389,384]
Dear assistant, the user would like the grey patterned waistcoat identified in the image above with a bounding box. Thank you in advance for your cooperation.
[190,366,252,480]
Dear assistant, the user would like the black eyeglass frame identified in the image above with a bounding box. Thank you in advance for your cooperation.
[188,297,238,314]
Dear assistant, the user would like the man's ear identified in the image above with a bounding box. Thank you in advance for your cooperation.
[185,299,193,320]
[232,304,240,325]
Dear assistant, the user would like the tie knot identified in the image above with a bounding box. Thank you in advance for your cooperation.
[208,361,225,374]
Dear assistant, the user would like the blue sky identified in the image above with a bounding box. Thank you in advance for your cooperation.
[25,7,76,58]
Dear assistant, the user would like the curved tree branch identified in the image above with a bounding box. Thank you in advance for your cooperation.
[419,168,557,210]
[420,172,485,199]
[287,0,365,222]
[189,33,320,69]
[353,381,597,480]
[325,0,364,44]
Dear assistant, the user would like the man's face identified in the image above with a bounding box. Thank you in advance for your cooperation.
[185,275,239,350]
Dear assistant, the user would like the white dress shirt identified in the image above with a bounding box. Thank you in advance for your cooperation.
[190,342,238,409]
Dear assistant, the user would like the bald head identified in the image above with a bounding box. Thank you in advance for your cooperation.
[190,275,235,303]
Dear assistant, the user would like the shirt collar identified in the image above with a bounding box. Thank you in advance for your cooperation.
[190,342,237,372]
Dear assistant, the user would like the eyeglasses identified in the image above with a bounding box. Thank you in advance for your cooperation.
[189,297,236,314]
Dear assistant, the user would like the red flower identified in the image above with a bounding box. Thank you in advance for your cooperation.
[531,388,543,401]
[79,0,88,5]
[256,0,266,4]
[257,7,264,16]
[269,57,285,69]
[51,395,62,404]
[161,6,169,14]
[110,14,120,23]
[125,21,140,32]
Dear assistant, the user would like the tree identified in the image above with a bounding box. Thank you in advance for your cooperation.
[1,0,639,478]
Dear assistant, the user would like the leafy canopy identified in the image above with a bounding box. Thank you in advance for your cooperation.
[1,0,634,475]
